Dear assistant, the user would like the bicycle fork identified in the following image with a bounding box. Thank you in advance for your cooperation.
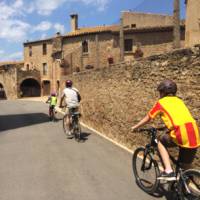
[141,147,153,171]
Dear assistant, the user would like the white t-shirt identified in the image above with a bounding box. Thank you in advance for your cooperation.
[62,87,79,108]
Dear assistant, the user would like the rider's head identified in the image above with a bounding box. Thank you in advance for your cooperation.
[51,92,56,96]
[66,80,73,88]
[157,80,177,98]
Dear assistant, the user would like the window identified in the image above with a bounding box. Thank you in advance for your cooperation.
[124,39,133,52]
[82,41,88,53]
[29,46,32,57]
[43,43,47,55]
[26,64,29,71]
[43,63,48,75]
[131,24,136,28]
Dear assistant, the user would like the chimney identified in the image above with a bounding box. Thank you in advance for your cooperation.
[70,14,78,32]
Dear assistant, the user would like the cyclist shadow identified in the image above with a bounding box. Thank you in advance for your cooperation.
[79,132,91,143]
[145,185,178,200]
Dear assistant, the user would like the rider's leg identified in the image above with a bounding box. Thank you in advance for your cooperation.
[158,141,173,173]
[158,134,176,173]
[66,108,72,134]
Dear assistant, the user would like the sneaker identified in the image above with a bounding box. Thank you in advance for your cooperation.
[67,131,73,139]
[157,172,176,181]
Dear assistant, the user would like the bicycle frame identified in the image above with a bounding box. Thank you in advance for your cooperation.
[134,127,200,198]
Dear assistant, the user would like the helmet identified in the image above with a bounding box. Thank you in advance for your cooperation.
[51,92,56,96]
[66,80,72,88]
[157,80,177,97]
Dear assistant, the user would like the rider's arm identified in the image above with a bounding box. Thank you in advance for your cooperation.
[46,96,51,103]
[131,114,151,131]
[59,94,65,107]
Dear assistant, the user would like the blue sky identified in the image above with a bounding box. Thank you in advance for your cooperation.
[0,0,186,61]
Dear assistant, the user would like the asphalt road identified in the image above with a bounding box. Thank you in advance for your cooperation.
[0,100,166,200]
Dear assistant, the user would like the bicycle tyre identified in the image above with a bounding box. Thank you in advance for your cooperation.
[132,147,160,194]
[178,169,200,200]
[73,117,81,142]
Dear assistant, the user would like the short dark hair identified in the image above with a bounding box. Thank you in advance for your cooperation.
[157,80,177,97]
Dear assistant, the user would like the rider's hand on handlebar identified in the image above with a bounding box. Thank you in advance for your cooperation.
[131,126,138,133]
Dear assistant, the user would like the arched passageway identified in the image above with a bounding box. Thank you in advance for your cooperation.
[0,83,7,100]
[20,79,41,97]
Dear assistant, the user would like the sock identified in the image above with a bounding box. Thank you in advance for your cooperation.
[165,169,173,174]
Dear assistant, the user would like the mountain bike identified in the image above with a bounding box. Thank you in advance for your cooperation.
[63,108,82,142]
[132,127,200,199]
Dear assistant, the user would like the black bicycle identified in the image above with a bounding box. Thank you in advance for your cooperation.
[63,108,82,142]
[132,127,200,199]
[46,100,57,121]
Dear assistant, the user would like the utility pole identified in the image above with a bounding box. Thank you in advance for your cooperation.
[173,0,181,48]
[120,17,124,61]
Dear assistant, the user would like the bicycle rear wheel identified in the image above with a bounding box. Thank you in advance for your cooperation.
[178,169,200,200]
[132,147,160,193]
[73,118,81,142]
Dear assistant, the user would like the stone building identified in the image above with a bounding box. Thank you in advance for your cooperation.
[0,61,41,99]
[23,11,185,96]
[185,0,200,47]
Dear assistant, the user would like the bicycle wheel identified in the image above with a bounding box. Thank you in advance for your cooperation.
[132,147,160,193]
[73,117,81,142]
[178,169,200,200]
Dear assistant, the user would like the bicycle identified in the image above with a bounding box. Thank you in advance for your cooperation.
[132,127,200,199]
[62,107,82,142]
[46,103,57,121]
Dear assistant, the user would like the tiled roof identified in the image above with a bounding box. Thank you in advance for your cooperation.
[24,22,185,44]
[64,25,120,37]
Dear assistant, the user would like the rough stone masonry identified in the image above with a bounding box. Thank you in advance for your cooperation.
[61,45,200,168]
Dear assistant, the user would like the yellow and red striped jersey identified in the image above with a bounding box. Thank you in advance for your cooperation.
[148,96,200,148]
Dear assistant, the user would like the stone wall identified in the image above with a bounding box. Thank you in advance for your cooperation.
[122,11,173,28]
[0,66,17,99]
[61,46,200,168]
[185,0,200,47]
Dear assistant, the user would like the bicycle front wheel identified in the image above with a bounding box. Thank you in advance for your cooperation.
[132,147,160,194]
[178,169,200,200]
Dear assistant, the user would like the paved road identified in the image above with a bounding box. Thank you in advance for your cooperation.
[0,100,167,200]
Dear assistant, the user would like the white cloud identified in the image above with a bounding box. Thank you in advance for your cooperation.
[0,19,30,42]
[80,0,109,11]
[0,1,30,42]
[54,23,65,34]
[0,1,17,20]
[35,0,66,16]
[33,21,52,31]
[8,51,23,60]
[30,0,110,16]
[13,0,24,9]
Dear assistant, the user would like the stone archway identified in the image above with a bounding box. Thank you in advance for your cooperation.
[20,78,41,97]
[0,83,7,100]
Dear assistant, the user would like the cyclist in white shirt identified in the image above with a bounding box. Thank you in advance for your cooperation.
[59,80,81,137]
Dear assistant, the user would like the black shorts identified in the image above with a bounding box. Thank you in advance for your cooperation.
[49,105,55,111]
[159,134,197,165]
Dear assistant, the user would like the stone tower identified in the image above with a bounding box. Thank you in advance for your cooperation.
[185,0,200,47]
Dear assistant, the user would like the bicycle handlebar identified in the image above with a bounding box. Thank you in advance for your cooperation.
[137,126,167,133]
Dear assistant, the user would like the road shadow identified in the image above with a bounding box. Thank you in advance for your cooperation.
[79,132,91,142]
[0,113,50,132]
[134,182,178,200]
